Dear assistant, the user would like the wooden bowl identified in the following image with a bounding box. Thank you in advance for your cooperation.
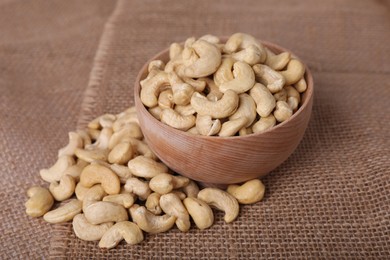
[134,40,313,185]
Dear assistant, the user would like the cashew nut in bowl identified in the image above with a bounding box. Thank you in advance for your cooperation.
[174,104,196,116]
[39,155,75,183]
[197,188,239,223]
[253,64,285,94]
[149,106,163,120]
[195,115,221,136]
[224,33,267,63]
[227,179,265,204]
[25,186,54,217]
[273,88,287,102]
[199,34,220,44]
[140,70,170,108]
[249,83,276,118]
[160,193,191,232]
[172,83,194,106]
[219,61,255,94]
[273,101,293,123]
[169,42,183,60]
[229,93,257,127]
[218,117,248,137]
[231,44,263,65]
[183,197,214,230]
[213,57,234,87]
[148,60,165,72]
[72,214,113,241]
[279,58,305,85]
[294,77,307,93]
[160,108,196,131]
[128,155,168,179]
[264,48,291,71]
[99,221,144,249]
[84,201,128,225]
[252,114,276,133]
[49,174,76,201]
[202,77,223,101]
[285,85,301,111]
[129,205,176,234]
[43,199,82,224]
[158,89,174,109]
[80,164,120,195]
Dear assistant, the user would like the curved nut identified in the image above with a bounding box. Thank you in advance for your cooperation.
[227,179,265,204]
[149,106,163,120]
[182,39,221,78]
[109,123,143,149]
[62,159,89,182]
[172,83,194,105]
[82,184,106,211]
[199,34,220,44]
[213,57,234,87]
[171,190,186,200]
[285,85,301,111]
[191,90,239,119]
[169,42,183,60]
[160,108,196,131]
[273,101,293,122]
[279,59,305,85]
[109,163,133,184]
[127,138,157,160]
[99,114,116,128]
[202,77,223,101]
[249,83,276,117]
[86,127,112,150]
[187,126,199,135]
[174,104,196,116]
[232,45,263,65]
[129,205,176,234]
[49,175,76,201]
[140,71,170,107]
[112,112,140,132]
[183,77,206,92]
[264,48,291,70]
[74,148,109,163]
[87,128,100,141]
[149,173,189,195]
[219,61,255,94]
[72,214,113,241]
[148,60,165,72]
[238,127,253,136]
[273,88,287,102]
[84,201,128,225]
[183,197,214,230]
[253,64,285,94]
[218,117,248,137]
[294,77,307,93]
[252,114,276,133]
[76,129,91,146]
[103,193,135,208]
[124,177,151,200]
[145,192,162,215]
[80,164,120,195]
[128,155,168,179]
[195,115,221,136]
[160,193,191,232]
[58,131,83,157]
[43,199,82,223]
[158,89,174,109]
[224,33,266,62]
[25,186,54,217]
[229,93,257,127]
[197,188,239,223]
[181,180,200,198]
[99,221,144,249]
[108,142,134,165]
[75,182,89,201]
[39,155,75,183]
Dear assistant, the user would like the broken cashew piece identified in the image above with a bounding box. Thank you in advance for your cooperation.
[39,155,75,183]
[84,201,128,225]
[191,90,239,119]
[72,214,113,241]
[25,186,54,217]
[99,221,144,249]
[183,197,214,230]
[128,155,168,179]
[58,131,83,157]
[195,115,221,136]
[160,193,191,232]
[160,108,196,131]
[49,174,76,201]
[43,199,82,224]
[227,179,265,204]
[80,164,120,195]
[197,188,239,223]
[219,61,255,94]
[129,205,176,234]
[253,64,285,94]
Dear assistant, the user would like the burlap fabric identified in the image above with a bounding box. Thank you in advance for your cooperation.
[1,0,389,258]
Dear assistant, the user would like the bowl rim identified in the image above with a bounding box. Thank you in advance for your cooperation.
[134,39,314,140]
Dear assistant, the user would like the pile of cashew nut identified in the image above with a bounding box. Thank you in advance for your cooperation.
[25,106,266,249]
[141,33,307,136]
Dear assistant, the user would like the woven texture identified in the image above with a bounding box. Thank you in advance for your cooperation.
[1,0,389,258]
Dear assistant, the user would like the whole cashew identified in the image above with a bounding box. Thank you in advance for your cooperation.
[145,192,162,215]
[253,64,285,93]
[252,114,276,133]
[149,106,163,120]
[160,193,191,232]
[201,77,223,101]
[39,155,75,183]
[74,148,109,163]
[213,57,234,87]
[58,131,83,157]
[229,93,257,127]
[82,184,106,211]
[108,142,134,165]
[174,104,196,116]
[273,101,293,122]
[43,199,82,223]
[85,127,112,151]
[129,205,176,234]
[219,61,255,94]
[149,173,189,195]
[112,112,140,132]
[160,108,196,131]
[92,160,133,184]
[75,182,89,201]
[197,188,239,223]
[182,39,221,78]
[183,197,214,230]
[273,88,287,102]
[195,115,221,136]
[76,129,91,146]
[128,155,168,179]
[264,48,291,71]
[279,59,305,85]
[158,89,174,109]
[224,32,266,62]
[62,159,89,182]
[182,77,206,92]
[285,85,301,111]
[99,114,117,128]
[72,214,113,241]
[190,90,239,119]
[140,71,170,108]
[238,127,253,136]
[87,128,100,141]
[249,83,276,117]
[25,186,54,217]
[172,83,194,106]
[103,193,135,208]
[227,179,265,204]
[294,77,307,93]
[218,117,248,137]
[49,174,76,201]
[110,123,143,150]
[124,177,151,200]
[232,45,263,65]
[80,164,121,195]
[199,34,220,44]
[148,60,165,72]
[84,201,128,225]
[99,221,144,249]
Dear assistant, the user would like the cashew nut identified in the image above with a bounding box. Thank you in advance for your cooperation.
[84,201,128,225]
[224,33,265,58]
[182,77,206,92]
[103,193,135,208]
[62,159,89,182]
[108,163,133,184]
[76,129,91,146]
[264,48,291,70]
[85,127,112,150]
[49,174,76,201]
[169,42,183,60]
[218,117,248,137]
[87,128,100,141]
[160,108,196,131]
[213,57,234,86]
[58,131,83,157]
[25,186,54,217]
[72,214,113,241]
[191,90,239,119]
[99,114,116,128]
[199,34,220,44]
[183,197,214,230]
[252,114,276,133]
[253,64,285,93]
[285,85,301,111]
[174,104,196,116]
[99,221,144,249]
[124,177,151,200]
[80,164,120,195]
[182,39,221,78]
[229,93,257,127]
[171,190,187,200]
[238,127,253,136]
[160,193,190,232]
[129,205,176,234]
[128,155,168,179]
[108,142,134,165]
[158,89,174,109]
[149,106,163,120]
[145,192,162,215]
[219,61,255,94]
[126,138,157,160]
[227,179,265,204]
[43,199,82,223]
[112,111,140,132]
[294,77,307,93]
[279,58,305,85]
[148,60,165,72]
[149,173,189,195]
[75,182,89,201]
[140,70,170,108]
[232,45,263,65]
[197,188,239,223]
[172,83,194,106]
[74,148,109,163]
[82,184,106,211]
[273,101,293,122]
[181,180,199,198]
[273,88,287,102]
[202,77,223,101]
[187,126,199,135]
[195,115,221,136]
[249,83,276,117]
[39,155,75,183]
[109,123,143,149]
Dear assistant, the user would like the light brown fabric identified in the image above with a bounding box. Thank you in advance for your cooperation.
[1,0,389,258]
